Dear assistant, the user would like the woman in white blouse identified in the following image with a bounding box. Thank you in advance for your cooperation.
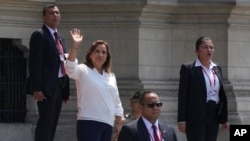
[65,29,124,141]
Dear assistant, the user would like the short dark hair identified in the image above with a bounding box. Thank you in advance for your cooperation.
[42,4,57,16]
[139,90,157,104]
[195,37,211,50]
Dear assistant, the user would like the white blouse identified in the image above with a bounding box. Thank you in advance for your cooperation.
[65,59,124,126]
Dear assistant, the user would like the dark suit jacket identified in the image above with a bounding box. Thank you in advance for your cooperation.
[28,24,70,100]
[177,61,228,125]
[118,117,178,141]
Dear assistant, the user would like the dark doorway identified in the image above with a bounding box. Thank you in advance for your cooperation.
[0,39,27,123]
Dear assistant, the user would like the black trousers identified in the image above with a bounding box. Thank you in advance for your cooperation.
[186,100,219,141]
[35,82,62,141]
[76,120,113,141]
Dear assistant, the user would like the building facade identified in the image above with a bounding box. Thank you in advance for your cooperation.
[1,0,250,140]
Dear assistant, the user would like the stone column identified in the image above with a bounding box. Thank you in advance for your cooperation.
[228,1,250,124]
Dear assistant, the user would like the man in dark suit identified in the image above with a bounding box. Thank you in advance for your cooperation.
[29,4,70,141]
[118,91,177,141]
[177,37,229,141]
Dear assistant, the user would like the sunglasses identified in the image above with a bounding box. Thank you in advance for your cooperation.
[142,102,163,108]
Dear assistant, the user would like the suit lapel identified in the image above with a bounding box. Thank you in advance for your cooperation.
[192,64,207,92]
[138,118,151,141]
[42,25,58,50]
[159,123,167,141]
[213,66,223,84]
[212,66,226,115]
[42,25,64,56]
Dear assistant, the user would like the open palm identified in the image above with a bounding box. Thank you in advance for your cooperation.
[70,28,83,43]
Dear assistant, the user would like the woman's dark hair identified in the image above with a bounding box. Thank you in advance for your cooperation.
[84,40,112,73]
[195,37,212,50]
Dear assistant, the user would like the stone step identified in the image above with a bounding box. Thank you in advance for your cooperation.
[0,123,33,141]
[26,111,77,126]
[0,122,230,141]
[26,95,78,125]
[54,125,76,141]
[23,85,242,141]
[0,112,238,141]
[26,124,77,141]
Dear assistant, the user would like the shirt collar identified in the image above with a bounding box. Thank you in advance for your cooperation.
[45,24,57,37]
[195,58,217,69]
[142,116,159,130]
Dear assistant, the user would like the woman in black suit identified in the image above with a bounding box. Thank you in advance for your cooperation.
[177,37,229,141]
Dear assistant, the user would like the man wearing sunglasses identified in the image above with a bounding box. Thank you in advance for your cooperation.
[118,91,177,141]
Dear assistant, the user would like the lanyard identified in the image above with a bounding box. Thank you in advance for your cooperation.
[202,67,216,87]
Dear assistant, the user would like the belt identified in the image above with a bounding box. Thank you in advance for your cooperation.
[58,77,65,85]
[207,100,217,105]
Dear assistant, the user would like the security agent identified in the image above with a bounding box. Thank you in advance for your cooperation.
[124,89,143,123]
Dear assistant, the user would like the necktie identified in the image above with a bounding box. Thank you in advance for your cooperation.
[152,124,160,141]
[54,32,66,76]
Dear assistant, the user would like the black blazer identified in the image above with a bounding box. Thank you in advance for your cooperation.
[177,61,228,125]
[28,25,70,100]
[118,117,178,141]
